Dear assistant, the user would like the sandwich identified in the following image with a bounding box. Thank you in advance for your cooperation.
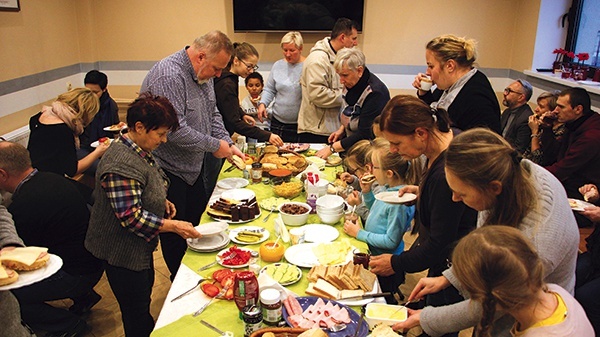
[326,155,342,166]
[0,246,49,271]
[361,174,376,184]
[297,328,328,337]
[231,155,246,170]
[0,264,18,287]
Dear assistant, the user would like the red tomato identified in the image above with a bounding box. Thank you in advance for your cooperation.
[201,283,220,298]
[99,137,108,143]
[212,269,234,283]
[224,287,234,300]
[220,274,235,289]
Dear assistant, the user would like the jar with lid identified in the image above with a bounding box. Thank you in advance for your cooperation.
[242,304,262,337]
[251,163,263,184]
[248,250,261,275]
[234,271,259,313]
[260,288,282,326]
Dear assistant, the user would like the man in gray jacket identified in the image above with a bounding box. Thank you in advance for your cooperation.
[297,18,359,144]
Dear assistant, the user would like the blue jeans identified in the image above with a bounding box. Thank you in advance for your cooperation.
[12,268,101,333]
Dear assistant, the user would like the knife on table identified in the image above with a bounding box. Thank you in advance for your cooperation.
[338,292,393,301]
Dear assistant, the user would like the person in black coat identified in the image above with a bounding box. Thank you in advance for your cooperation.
[500,79,534,153]
[413,34,501,134]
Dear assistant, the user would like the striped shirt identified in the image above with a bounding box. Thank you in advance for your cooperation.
[100,135,167,242]
[140,47,232,185]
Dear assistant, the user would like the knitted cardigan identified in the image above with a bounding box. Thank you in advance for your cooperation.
[85,141,167,271]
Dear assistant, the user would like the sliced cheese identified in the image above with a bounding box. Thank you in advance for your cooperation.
[0,246,48,266]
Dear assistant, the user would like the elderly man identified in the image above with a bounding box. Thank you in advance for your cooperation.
[315,47,390,159]
[500,79,534,153]
[541,88,600,227]
[297,18,359,144]
[0,141,102,336]
[140,30,244,279]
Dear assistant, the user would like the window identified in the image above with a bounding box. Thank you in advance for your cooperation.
[565,0,600,67]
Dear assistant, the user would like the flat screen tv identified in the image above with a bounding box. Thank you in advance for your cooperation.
[233,0,365,33]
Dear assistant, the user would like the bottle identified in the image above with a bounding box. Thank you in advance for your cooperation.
[242,304,263,337]
[248,250,261,275]
[251,163,263,184]
[260,288,282,326]
[234,271,259,313]
[305,172,319,213]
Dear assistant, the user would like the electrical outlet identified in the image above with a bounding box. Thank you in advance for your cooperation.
[66,82,72,91]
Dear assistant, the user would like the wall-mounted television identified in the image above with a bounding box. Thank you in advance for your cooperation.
[233,0,365,33]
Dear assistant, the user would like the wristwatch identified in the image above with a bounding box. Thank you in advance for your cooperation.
[329,143,337,153]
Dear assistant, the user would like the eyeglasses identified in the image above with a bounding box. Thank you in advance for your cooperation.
[504,87,524,96]
[240,59,259,71]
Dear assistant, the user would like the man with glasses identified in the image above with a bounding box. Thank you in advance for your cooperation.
[298,18,360,144]
[500,79,534,153]
[140,31,245,280]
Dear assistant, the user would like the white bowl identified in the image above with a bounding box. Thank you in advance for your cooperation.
[316,207,344,215]
[316,195,345,209]
[365,303,407,329]
[279,202,311,226]
[317,210,344,224]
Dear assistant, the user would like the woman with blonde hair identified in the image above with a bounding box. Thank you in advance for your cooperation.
[27,87,105,178]
[368,95,477,334]
[413,34,501,133]
[395,128,580,337]
[452,225,592,336]
[257,31,305,142]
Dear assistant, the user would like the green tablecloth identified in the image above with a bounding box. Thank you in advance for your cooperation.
[152,163,367,337]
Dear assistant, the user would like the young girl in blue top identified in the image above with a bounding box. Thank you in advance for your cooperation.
[343,138,419,302]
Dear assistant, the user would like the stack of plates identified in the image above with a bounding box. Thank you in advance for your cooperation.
[186,232,230,253]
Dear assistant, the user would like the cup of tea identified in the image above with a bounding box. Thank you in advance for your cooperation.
[289,228,305,245]
[420,76,433,91]
[353,248,370,269]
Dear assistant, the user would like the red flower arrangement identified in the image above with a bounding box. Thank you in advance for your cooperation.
[553,48,575,62]
[576,52,590,65]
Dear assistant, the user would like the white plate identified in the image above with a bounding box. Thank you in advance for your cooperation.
[577,80,600,86]
[0,254,63,291]
[229,226,270,245]
[90,138,113,148]
[259,263,303,286]
[568,198,595,212]
[337,278,380,306]
[217,178,249,190]
[216,247,255,268]
[186,232,230,253]
[194,221,228,236]
[302,224,339,243]
[284,243,353,268]
[221,188,256,202]
[103,124,128,132]
[375,192,417,204]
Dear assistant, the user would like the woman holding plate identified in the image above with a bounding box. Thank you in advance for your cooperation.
[85,94,200,337]
[368,95,477,337]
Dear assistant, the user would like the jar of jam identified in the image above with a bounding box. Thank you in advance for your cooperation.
[234,271,259,312]
[251,163,263,184]
[242,304,262,337]
[260,288,282,326]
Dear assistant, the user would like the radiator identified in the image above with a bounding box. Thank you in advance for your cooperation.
[2,125,30,147]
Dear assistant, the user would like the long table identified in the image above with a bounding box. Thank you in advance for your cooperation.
[151,155,371,336]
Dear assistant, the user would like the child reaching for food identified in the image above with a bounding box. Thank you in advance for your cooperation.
[240,72,270,131]
[343,138,419,302]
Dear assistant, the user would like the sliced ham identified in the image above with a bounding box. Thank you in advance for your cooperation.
[331,307,351,324]
[288,295,303,316]
[283,296,293,315]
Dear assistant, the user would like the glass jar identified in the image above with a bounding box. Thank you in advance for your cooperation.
[251,163,263,184]
[242,304,262,337]
[234,271,259,312]
[260,288,282,326]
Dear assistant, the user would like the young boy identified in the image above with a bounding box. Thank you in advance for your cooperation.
[241,72,270,131]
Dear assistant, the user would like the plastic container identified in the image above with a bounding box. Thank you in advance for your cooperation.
[364,303,408,329]
[260,288,282,326]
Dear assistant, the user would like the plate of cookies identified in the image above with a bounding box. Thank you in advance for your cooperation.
[0,247,63,290]
[259,145,308,175]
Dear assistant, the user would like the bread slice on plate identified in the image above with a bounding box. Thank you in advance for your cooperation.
[0,264,19,287]
[0,246,49,271]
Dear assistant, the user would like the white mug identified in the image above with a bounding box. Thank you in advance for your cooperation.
[420,77,433,91]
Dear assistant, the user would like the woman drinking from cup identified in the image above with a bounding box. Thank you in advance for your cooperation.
[393,128,579,337]
[525,91,564,165]
[85,94,201,336]
[413,35,501,133]
[316,48,390,159]
[257,31,305,142]
[368,95,477,335]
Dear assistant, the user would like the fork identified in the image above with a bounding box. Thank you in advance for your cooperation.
[193,286,229,316]
[262,206,276,222]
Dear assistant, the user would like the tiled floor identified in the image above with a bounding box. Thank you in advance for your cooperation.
[42,232,476,337]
